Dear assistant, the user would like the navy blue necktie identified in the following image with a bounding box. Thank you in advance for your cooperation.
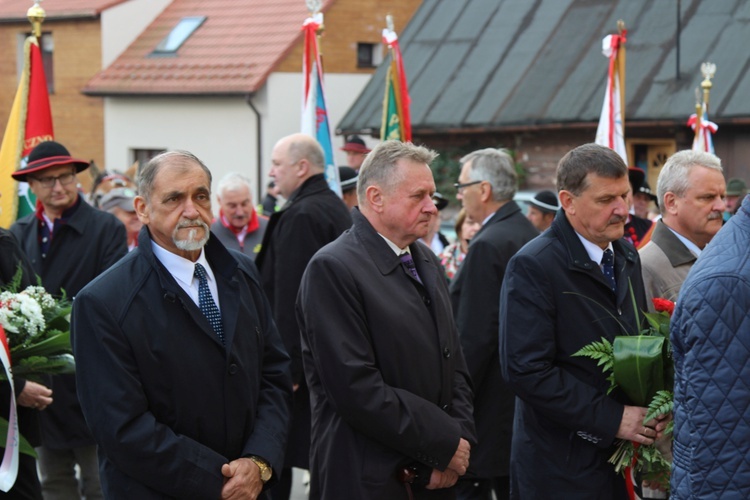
[194,263,225,344]
[400,253,423,285]
[601,249,616,292]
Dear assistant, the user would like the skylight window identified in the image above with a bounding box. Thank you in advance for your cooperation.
[152,16,206,54]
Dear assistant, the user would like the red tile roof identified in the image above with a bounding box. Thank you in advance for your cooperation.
[84,0,334,96]
[0,0,129,20]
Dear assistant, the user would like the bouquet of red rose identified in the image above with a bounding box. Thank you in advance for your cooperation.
[573,297,674,492]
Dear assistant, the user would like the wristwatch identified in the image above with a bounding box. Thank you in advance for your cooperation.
[249,455,272,483]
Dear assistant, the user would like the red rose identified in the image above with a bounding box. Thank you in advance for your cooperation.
[652,298,675,316]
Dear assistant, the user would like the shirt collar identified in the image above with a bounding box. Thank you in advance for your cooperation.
[575,231,614,265]
[150,241,215,288]
[665,225,702,257]
[378,233,408,255]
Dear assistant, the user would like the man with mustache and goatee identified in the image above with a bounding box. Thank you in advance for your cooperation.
[71,151,292,500]
[639,150,726,307]
[499,144,668,499]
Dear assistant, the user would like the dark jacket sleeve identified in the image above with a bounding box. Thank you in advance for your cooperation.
[298,252,463,469]
[499,253,623,446]
[0,229,36,289]
[72,288,227,499]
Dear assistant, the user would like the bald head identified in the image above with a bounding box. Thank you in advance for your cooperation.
[270,134,326,198]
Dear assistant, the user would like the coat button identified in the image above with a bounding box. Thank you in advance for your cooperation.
[423,296,431,306]
[442,404,449,411]
[228,364,238,375]
[443,348,451,358]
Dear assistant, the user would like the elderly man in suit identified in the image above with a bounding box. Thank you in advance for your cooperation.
[639,150,725,307]
[71,150,292,499]
[449,148,538,500]
[296,140,476,499]
[499,144,669,499]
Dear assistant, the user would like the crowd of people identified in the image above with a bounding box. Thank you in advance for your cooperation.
[0,135,747,500]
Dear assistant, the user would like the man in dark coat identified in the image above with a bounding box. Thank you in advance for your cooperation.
[499,144,668,499]
[296,140,476,499]
[449,148,538,500]
[255,133,352,499]
[211,172,268,257]
[9,140,127,499]
[71,150,292,499]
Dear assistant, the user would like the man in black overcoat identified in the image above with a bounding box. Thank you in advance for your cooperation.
[10,140,127,499]
[297,140,476,499]
[449,148,538,499]
[255,133,351,498]
[71,150,292,499]
[499,144,669,499]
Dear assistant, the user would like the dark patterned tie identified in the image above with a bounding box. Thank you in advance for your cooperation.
[601,248,616,292]
[194,263,225,344]
[400,253,423,285]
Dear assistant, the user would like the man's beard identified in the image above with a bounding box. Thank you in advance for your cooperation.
[173,218,210,251]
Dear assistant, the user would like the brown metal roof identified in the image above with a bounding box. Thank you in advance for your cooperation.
[84,0,334,96]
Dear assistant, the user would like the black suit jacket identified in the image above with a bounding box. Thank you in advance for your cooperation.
[297,208,476,499]
[449,201,538,478]
[72,227,292,499]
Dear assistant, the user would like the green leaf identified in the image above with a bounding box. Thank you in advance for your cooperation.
[12,354,75,378]
[644,390,674,423]
[0,418,37,457]
[11,332,71,360]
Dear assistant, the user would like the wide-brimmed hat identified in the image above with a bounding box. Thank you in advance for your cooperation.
[11,141,89,181]
[635,180,658,204]
[627,167,646,193]
[338,166,358,192]
[726,178,747,196]
[432,192,448,211]
[99,187,137,212]
[340,135,371,154]
[529,190,560,213]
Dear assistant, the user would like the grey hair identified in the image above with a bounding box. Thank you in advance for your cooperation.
[656,150,722,213]
[557,143,627,195]
[460,148,517,202]
[357,141,437,204]
[138,150,212,202]
[288,136,325,172]
[217,172,252,197]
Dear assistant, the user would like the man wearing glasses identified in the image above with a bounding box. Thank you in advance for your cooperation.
[450,149,538,500]
[10,140,127,500]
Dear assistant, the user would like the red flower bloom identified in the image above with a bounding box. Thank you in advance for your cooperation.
[652,298,675,316]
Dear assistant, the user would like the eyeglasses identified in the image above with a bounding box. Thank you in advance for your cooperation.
[31,171,77,188]
[454,180,483,193]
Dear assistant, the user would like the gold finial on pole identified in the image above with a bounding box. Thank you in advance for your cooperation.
[27,0,45,39]
[617,19,625,35]
[700,61,716,107]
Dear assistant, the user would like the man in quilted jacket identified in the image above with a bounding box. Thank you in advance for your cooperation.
[670,195,750,498]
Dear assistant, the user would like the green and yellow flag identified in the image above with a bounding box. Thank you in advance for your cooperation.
[380,20,411,142]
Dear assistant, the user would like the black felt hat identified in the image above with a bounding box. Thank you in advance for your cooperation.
[11,141,89,181]
[529,190,560,213]
[338,166,358,192]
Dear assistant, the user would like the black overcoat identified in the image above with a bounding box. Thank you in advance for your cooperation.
[499,210,647,500]
[71,228,292,499]
[297,209,476,499]
[10,198,127,450]
[449,201,538,478]
[255,173,351,468]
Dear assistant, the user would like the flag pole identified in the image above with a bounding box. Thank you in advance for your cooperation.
[28,1,45,40]
[617,20,626,131]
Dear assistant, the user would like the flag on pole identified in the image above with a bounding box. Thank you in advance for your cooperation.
[381,20,411,142]
[687,63,718,154]
[301,12,341,196]
[687,107,717,154]
[594,29,627,164]
[0,36,54,228]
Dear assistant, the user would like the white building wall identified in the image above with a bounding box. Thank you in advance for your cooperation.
[103,96,258,213]
[101,73,374,208]
[263,72,376,182]
[101,0,172,68]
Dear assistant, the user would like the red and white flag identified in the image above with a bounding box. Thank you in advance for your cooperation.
[595,32,627,164]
